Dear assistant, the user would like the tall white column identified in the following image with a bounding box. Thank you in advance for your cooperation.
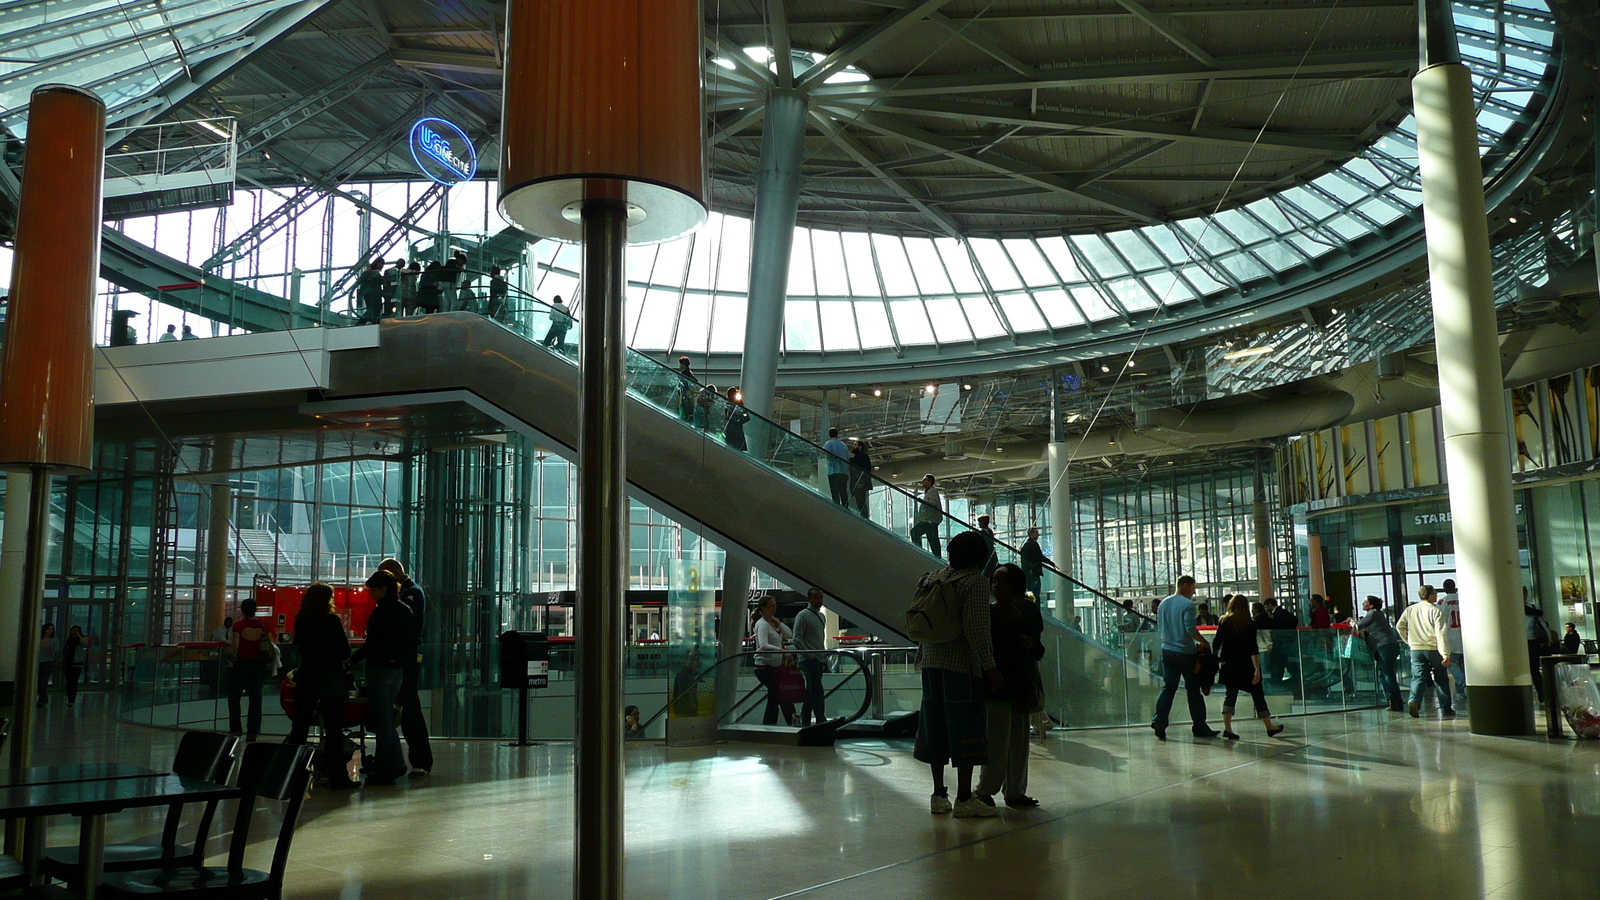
[1413,0,1533,734]
[1046,374,1073,622]
[717,89,811,715]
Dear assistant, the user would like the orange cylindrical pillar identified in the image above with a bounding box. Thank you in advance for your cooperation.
[0,85,104,785]
[498,0,707,243]
[0,85,104,470]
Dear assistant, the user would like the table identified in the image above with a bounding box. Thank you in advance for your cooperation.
[0,775,239,900]
[0,765,156,790]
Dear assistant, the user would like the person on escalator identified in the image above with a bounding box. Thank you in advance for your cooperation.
[416,261,444,314]
[849,440,873,518]
[399,261,420,314]
[542,296,572,350]
[696,383,718,431]
[486,266,509,321]
[911,475,945,558]
[1019,527,1051,600]
[977,515,1000,576]
[456,273,478,313]
[675,357,699,421]
[723,387,750,451]
[751,596,796,726]
[356,260,385,324]
[823,428,851,506]
[383,259,403,317]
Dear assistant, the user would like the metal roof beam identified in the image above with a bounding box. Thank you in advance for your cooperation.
[927,13,1034,78]
[1113,0,1215,67]
[767,0,794,88]
[810,112,964,238]
[711,2,1414,28]
[851,113,1164,223]
[796,0,955,91]
[810,48,1415,99]
[848,96,1359,154]
[391,48,501,76]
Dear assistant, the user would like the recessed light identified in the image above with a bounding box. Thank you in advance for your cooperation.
[873,388,882,397]
[924,385,936,395]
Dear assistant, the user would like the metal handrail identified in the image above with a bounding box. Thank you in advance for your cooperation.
[638,648,875,736]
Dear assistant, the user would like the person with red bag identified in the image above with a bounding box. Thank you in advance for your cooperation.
[752,595,797,726]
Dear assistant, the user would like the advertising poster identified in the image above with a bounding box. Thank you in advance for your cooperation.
[667,560,717,719]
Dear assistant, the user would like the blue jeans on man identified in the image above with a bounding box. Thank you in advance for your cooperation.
[1152,651,1211,736]
[1408,650,1454,714]
[798,658,827,726]
[366,666,407,781]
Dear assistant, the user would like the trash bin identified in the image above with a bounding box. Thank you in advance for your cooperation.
[1541,653,1587,738]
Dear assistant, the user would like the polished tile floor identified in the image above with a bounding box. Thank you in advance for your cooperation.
[28,697,1600,899]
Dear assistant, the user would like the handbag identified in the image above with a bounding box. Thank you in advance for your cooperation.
[772,664,807,705]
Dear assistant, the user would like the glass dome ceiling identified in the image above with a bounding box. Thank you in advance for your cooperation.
[515,0,1558,359]
[0,0,323,132]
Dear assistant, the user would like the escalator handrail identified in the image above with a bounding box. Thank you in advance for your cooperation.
[468,279,1149,626]
[638,648,876,736]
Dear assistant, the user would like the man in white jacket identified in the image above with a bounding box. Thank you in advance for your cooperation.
[1397,584,1456,720]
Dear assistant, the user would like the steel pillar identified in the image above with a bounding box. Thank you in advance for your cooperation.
[719,88,810,713]
[575,200,628,900]
[1046,373,1072,621]
[1413,0,1534,735]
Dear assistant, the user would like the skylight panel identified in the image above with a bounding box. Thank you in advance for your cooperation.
[811,230,849,296]
[1031,289,1085,329]
[960,296,1008,337]
[925,297,971,343]
[1072,287,1118,321]
[674,292,712,354]
[784,300,821,351]
[1002,239,1056,287]
[1036,237,1085,282]
[786,229,816,296]
[996,293,1047,333]
[890,299,936,345]
[716,216,751,293]
[709,295,746,353]
[871,234,918,297]
[854,301,895,349]
[934,238,985,293]
[841,231,880,297]
[969,239,1022,291]
[819,300,859,351]
[904,238,954,295]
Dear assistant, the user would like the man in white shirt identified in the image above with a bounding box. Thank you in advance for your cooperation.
[911,474,945,558]
[792,588,829,726]
[823,428,851,507]
[1438,578,1466,707]
[1396,584,1456,719]
[158,324,178,342]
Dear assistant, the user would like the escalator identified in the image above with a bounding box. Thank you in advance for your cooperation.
[94,297,1163,737]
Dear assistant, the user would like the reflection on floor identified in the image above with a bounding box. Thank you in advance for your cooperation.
[31,696,1600,900]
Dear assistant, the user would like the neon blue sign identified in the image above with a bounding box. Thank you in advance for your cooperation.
[409,117,477,185]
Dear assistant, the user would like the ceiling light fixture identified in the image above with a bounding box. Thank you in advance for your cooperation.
[873,388,883,397]
[1222,346,1275,360]
[924,385,936,395]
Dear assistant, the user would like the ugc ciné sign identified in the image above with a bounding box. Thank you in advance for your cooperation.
[409,117,477,186]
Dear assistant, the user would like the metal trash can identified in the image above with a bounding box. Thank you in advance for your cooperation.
[1541,653,1587,738]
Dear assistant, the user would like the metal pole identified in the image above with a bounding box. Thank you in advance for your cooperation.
[1253,451,1274,601]
[1413,0,1533,735]
[575,199,627,900]
[8,466,51,775]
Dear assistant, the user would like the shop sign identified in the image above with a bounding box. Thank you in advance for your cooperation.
[409,117,476,185]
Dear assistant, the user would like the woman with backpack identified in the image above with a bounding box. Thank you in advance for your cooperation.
[751,596,796,726]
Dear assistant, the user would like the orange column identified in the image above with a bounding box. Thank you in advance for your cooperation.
[0,85,105,780]
[0,85,104,469]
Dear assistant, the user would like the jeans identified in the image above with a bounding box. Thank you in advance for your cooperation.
[63,665,82,703]
[976,699,1029,800]
[400,660,434,772]
[754,666,795,725]
[1447,651,1468,705]
[1024,573,1042,603]
[287,682,348,785]
[227,657,267,737]
[853,489,870,519]
[798,658,827,726]
[910,521,942,557]
[366,666,406,778]
[1153,651,1209,732]
[1528,641,1547,702]
[1408,650,1453,713]
[828,473,850,506]
[1374,643,1402,703]
[36,661,52,706]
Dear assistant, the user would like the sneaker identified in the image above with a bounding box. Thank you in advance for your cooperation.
[1407,701,1420,718]
[953,796,999,818]
[930,792,953,815]
[1441,710,1457,719]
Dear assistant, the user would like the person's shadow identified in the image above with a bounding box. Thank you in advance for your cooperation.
[1045,739,1126,773]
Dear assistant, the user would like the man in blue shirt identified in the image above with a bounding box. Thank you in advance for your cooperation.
[1151,575,1217,741]
[823,427,851,506]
